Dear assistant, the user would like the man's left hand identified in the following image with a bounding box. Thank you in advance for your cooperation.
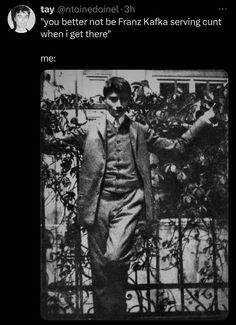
[201,106,216,124]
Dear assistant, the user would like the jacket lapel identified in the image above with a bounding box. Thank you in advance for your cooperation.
[129,118,138,160]
[96,114,107,152]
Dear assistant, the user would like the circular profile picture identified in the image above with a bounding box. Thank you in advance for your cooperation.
[7,5,36,33]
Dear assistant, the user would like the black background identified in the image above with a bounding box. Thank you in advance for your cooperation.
[3,0,232,322]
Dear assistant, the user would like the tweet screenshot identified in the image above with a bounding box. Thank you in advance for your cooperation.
[5,0,230,321]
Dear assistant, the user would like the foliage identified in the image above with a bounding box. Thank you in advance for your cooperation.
[129,81,228,296]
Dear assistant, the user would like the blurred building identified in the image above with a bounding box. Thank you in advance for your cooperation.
[42,69,228,100]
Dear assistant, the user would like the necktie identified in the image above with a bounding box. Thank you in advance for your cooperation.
[113,118,120,129]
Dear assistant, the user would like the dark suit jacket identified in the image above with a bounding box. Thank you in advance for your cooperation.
[57,113,210,227]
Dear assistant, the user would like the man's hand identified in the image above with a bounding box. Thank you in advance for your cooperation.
[201,106,216,124]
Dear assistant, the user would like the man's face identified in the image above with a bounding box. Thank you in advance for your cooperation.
[104,92,129,118]
[14,11,29,30]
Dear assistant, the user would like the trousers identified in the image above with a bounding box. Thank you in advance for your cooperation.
[87,187,144,320]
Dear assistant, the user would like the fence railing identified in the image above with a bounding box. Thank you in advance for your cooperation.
[40,157,228,319]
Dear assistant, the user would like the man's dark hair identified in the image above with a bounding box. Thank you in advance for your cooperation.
[103,77,132,99]
[11,5,30,29]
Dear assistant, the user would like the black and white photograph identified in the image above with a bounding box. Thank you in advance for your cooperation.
[7,5,36,33]
[40,69,228,320]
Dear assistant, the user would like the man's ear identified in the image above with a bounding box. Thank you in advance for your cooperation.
[125,98,131,107]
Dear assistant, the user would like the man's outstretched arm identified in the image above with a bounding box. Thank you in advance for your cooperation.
[41,121,88,155]
[146,107,215,154]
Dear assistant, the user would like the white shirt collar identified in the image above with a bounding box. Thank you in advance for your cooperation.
[106,111,125,126]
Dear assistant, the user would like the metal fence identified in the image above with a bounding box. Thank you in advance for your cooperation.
[40,155,228,320]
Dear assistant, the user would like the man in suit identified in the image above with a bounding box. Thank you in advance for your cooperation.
[46,76,215,319]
